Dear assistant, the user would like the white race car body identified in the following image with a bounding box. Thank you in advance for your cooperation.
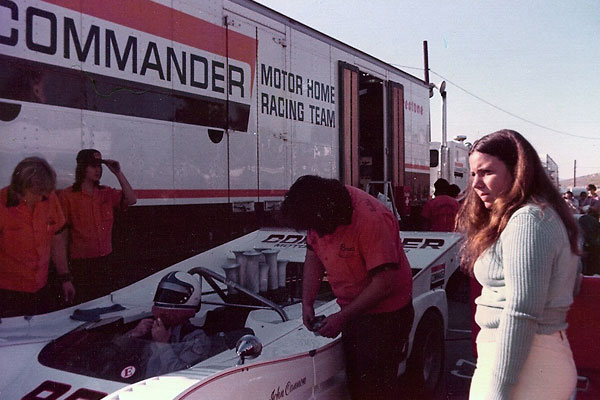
[0,229,462,400]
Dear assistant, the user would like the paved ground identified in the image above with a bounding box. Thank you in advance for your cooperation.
[442,298,475,399]
[398,273,475,400]
[439,273,475,400]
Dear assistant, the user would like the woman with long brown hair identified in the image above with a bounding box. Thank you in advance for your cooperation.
[457,130,579,399]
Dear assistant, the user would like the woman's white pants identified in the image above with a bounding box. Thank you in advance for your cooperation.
[469,331,577,399]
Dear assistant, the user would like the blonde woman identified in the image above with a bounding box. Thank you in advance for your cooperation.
[0,157,74,316]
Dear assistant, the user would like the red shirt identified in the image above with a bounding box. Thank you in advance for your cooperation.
[307,186,412,313]
[59,186,122,259]
[0,188,66,293]
[421,194,460,232]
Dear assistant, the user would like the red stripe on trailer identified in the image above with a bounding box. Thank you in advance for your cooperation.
[135,189,288,199]
[406,163,429,171]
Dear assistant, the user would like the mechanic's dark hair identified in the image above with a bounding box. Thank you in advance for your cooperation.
[448,184,460,198]
[433,178,449,196]
[281,175,353,236]
[456,129,579,273]
[587,184,597,192]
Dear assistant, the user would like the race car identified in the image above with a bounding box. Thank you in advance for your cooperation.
[0,229,462,400]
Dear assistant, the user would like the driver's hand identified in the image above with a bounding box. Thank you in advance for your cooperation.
[128,318,153,338]
[152,318,172,343]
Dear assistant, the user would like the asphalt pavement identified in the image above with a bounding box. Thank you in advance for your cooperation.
[440,275,475,400]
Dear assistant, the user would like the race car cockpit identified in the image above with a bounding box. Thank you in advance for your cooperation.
[37,267,293,384]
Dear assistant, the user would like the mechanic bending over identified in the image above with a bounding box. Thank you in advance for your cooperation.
[281,175,414,400]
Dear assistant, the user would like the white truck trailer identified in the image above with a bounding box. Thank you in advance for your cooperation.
[0,0,432,273]
[429,138,470,196]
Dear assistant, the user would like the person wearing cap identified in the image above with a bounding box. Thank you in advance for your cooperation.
[126,271,214,377]
[59,149,136,302]
[421,178,461,232]
[0,157,75,317]
[281,175,414,400]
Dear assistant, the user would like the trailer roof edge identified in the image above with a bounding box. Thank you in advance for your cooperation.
[230,0,429,88]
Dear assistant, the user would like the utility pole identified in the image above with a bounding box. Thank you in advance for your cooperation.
[574,160,577,187]
[440,82,448,181]
[423,41,430,86]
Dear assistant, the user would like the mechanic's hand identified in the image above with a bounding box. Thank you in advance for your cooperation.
[61,281,75,303]
[302,303,316,330]
[129,318,153,338]
[317,311,346,338]
[103,159,121,174]
[152,318,172,343]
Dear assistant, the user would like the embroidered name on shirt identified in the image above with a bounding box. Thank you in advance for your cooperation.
[338,243,356,258]
[360,199,377,212]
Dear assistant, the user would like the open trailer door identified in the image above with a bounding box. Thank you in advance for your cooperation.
[387,81,408,216]
[338,61,359,187]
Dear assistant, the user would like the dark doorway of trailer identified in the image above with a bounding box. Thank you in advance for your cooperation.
[338,62,385,190]
[357,72,384,189]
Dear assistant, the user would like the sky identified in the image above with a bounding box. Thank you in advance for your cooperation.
[254,0,600,183]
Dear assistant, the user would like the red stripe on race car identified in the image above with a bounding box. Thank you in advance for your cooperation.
[176,340,342,399]
[431,264,445,272]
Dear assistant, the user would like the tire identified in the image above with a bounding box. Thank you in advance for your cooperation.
[402,311,445,398]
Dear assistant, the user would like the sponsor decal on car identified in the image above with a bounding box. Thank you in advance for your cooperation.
[430,264,445,289]
[269,376,307,399]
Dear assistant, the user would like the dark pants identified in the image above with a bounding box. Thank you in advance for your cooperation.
[70,255,114,303]
[342,302,414,400]
[0,284,57,317]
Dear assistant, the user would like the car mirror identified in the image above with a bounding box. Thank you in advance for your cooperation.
[235,334,262,365]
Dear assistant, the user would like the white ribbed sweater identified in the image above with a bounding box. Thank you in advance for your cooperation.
[473,203,578,400]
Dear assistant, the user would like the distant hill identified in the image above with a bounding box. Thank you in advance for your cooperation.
[560,172,600,191]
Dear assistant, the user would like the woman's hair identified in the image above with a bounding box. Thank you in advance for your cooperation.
[281,175,353,236]
[10,157,56,196]
[456,129,579,273]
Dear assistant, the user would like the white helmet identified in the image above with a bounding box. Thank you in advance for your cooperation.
[153,271,202,311]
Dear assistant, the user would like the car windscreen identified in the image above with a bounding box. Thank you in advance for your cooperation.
[38,316,253,384]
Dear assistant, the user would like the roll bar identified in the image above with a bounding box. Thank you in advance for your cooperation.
[188,267,289,322]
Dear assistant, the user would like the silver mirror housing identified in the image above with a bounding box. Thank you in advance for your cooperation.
[236,335,263,365]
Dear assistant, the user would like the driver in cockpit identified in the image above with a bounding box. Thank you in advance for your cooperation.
[126,271,213,376]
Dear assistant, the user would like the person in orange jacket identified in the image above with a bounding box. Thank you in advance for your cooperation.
[59,149,136,302]
[421,178,460,232]
[0,157,75,317]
